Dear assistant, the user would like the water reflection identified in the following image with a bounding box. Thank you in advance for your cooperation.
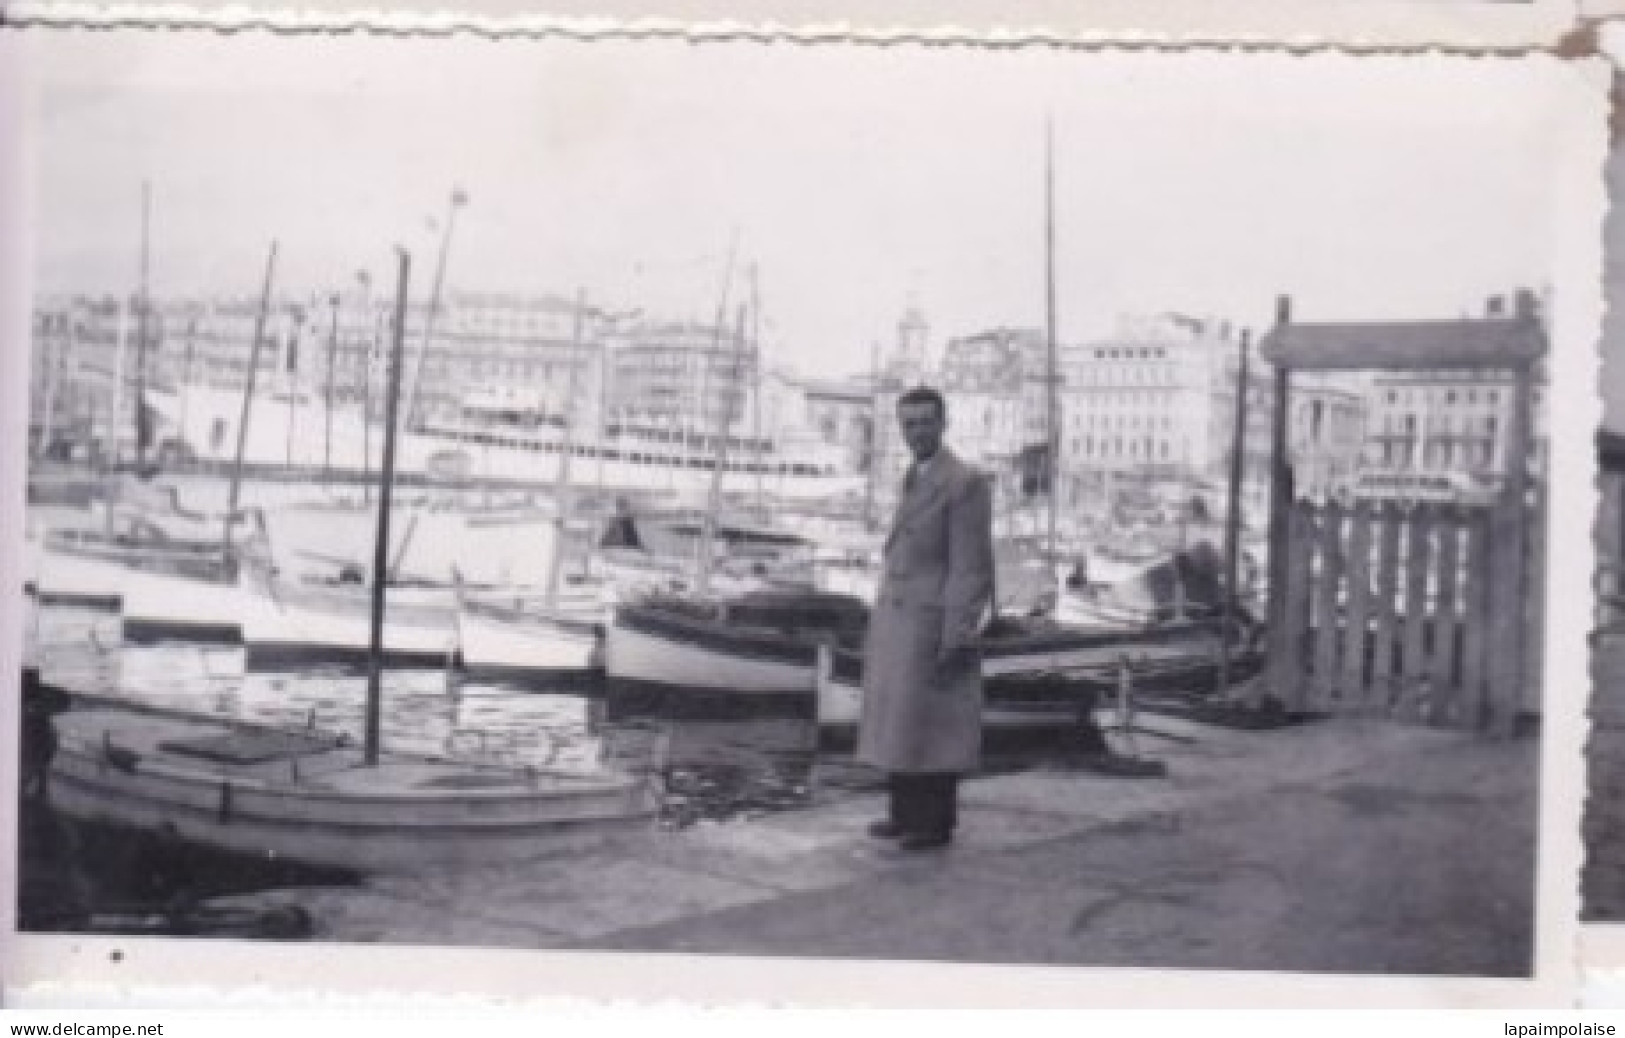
[33,602,822,827]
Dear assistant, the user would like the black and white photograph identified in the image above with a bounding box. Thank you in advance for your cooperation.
[0,33,1601,1003]
[1583,39,1625,935]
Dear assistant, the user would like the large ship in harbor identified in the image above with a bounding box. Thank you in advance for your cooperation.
[145,381,866,504]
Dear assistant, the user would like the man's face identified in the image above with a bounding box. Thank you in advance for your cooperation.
[897,399,945,462]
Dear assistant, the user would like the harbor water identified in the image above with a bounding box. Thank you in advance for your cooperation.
[30,600,828,832]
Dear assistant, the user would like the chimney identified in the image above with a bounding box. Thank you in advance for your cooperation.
[1274,295,1293,327]
[1485,295,1506,318]
[1513,288,1540,321]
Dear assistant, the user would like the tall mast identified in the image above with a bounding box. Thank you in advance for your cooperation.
[224,242,279,552]
[323,293,341,483]
[134,180,152,468]
[36,309,63,465]
[356,270,375,503]
[750,265,765,514]
[693,237,739,593]
[284,307,302,467]
[1043,119,1060,561]
[365,247,413,767]
[403,187,467,432]
[543,289,589,610]
[697,304,747,598]
[179,316,197,439]
[107,296,129,478]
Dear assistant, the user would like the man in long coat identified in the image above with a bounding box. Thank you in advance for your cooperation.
[857,386,996,851]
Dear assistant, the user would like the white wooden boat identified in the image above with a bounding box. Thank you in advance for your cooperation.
[455,592,602,686]
[49,705,658,873]
[240,573,458,670]
[814,617,1242,731]
[37,528,235,613]
[604,591,868,695]
[814,645,1085,731]
[120,563,246,645]
[35,535,128,609]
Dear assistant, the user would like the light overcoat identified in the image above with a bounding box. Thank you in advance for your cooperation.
[856,448,996,774]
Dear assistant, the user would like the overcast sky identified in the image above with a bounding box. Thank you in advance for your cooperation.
[24,34,1577,378]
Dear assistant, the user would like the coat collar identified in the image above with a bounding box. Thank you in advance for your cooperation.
[888,448,957,544]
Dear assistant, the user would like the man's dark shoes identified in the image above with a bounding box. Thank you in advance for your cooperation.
[896,831,952,852]
[867,819,904,840]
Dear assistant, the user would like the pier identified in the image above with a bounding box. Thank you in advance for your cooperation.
[170,711,1532,973]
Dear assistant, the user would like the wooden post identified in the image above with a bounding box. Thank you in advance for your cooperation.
[1218,332,1250,696]
[1310,500,1345,711]
[1264,297,1294,705]
[1486,359,1534,735]
[1459,507,1492,728]
[1340,501,1374,707]
[1399,505,1436,723]
[1368,503,1404,716]
[1428,507,1462,726]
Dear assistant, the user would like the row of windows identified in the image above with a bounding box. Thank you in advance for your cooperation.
[1380,413,1501,437]
[424,426,828,477]
[1069,413,1176,432]
[1376,443,1498,470]
[1066,435,1180,462]
[1092,346,1170,361]
[1066,367,1179,388]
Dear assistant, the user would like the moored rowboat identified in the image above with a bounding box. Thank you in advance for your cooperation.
[49,705,659,873]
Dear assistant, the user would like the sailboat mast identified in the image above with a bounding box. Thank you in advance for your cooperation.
[543,289,589,610]
[693,238,739,595]
[324,293,340,483]
[36,309,63,464]
[1043,120,1060,562]
[134,180,152,468]
[403,188,466,433]
[750,266,765,514]
[365,247,413,767]
[107,298,128,477]
[698,304,748,598]
[223,242,279,553]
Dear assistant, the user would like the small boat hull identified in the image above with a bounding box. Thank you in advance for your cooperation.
[815,647,1086,731]
[36,546,128,610]
[241,579,458,670]
[120,566,245,645]
[37,530,235,613]
[816,621,1234,731]
[456,600,601,687]
[604,599,819,695]
[49,708,659,873]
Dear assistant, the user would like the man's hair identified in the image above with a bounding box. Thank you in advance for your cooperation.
[896,385,947,421]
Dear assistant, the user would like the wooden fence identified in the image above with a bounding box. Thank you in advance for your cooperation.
[1265,497,1539,731]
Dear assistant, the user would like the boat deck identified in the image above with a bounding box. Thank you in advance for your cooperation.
[56,707,635,802]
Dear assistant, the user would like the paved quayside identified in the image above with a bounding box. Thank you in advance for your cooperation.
[216,714,1535,976]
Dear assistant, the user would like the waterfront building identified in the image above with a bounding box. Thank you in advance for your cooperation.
[1059,314,1233,480]
[1363,297,1550,488]
[938,329,1032,473]
[800,377,877,477]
